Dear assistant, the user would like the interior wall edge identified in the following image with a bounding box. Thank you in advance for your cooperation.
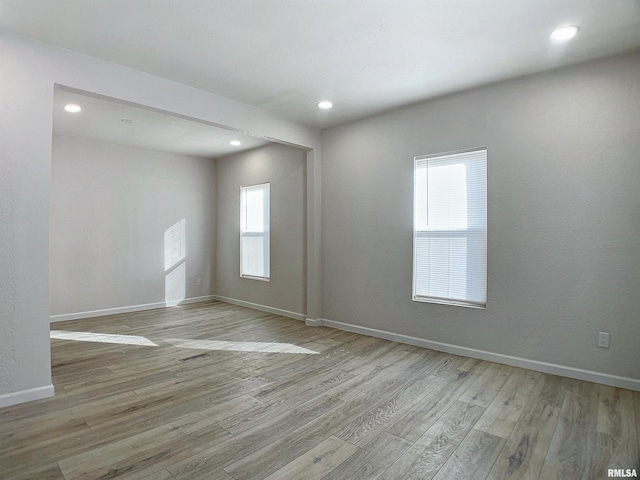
[0,29,321,403]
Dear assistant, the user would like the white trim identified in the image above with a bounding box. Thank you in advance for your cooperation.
[305,318,323,327]
[412,295,486,309]
[0,384,54,408]
[240,275,270,282]
[49,295,216,323]
[213,295,305,321]
[319,318,640,392]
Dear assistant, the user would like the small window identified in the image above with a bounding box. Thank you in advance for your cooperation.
[240,183,270,280]
[413,148,487,307]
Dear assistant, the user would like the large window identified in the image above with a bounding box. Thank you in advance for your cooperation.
[240,182,270,280]
[413,148,487,307]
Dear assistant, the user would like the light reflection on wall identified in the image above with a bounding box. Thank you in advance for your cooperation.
[164,218,186,270]
[165,263,186,307]
[164,218,186,306]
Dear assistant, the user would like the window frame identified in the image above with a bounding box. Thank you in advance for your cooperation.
[240,182,271,281]
[412,147,487,309]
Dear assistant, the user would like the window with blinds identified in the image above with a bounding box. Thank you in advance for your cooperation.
[413,148,487,307]
[240,182,270,280]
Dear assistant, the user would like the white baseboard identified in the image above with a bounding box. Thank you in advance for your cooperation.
[213,295,306,321]
[318,318,640,392]
[0,384,54,408]
[305,318,323,327]
[49,295,216,323]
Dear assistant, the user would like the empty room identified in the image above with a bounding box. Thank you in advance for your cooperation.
[1,1,639,479]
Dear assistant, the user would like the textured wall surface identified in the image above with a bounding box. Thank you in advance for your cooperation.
[216,143,307,315]
[0,47,53,398]
[50,135,216,315]
[321,51,640,380]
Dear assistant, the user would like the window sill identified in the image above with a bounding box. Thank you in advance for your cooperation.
[241,275,270,282]
[412,295,486,309]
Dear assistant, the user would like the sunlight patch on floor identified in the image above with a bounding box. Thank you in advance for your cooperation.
[49,330,318,354]
[164,337,319,354]
[50,330,158,347]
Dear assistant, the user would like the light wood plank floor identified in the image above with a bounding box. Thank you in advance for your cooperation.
[1,301,638,479]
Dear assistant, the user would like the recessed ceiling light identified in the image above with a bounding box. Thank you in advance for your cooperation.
[230,140,241,146]
[317,101,333,110]
[550,25,579,43]
[64,103,82,113]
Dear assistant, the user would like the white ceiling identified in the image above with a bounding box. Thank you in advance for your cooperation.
[3,0,640,129]
[53,89,272,158]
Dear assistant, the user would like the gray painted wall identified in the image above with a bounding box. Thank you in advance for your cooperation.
[216,143,307,316]
[50,135,216,315]
[321,51,640,380]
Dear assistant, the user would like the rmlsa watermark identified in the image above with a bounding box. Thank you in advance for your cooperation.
[608,469,638,478]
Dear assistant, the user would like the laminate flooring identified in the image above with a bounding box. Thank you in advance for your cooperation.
[0,301,638,479]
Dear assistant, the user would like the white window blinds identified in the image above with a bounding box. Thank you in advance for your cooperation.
[413,148,487,307]
[240,183,270,279]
